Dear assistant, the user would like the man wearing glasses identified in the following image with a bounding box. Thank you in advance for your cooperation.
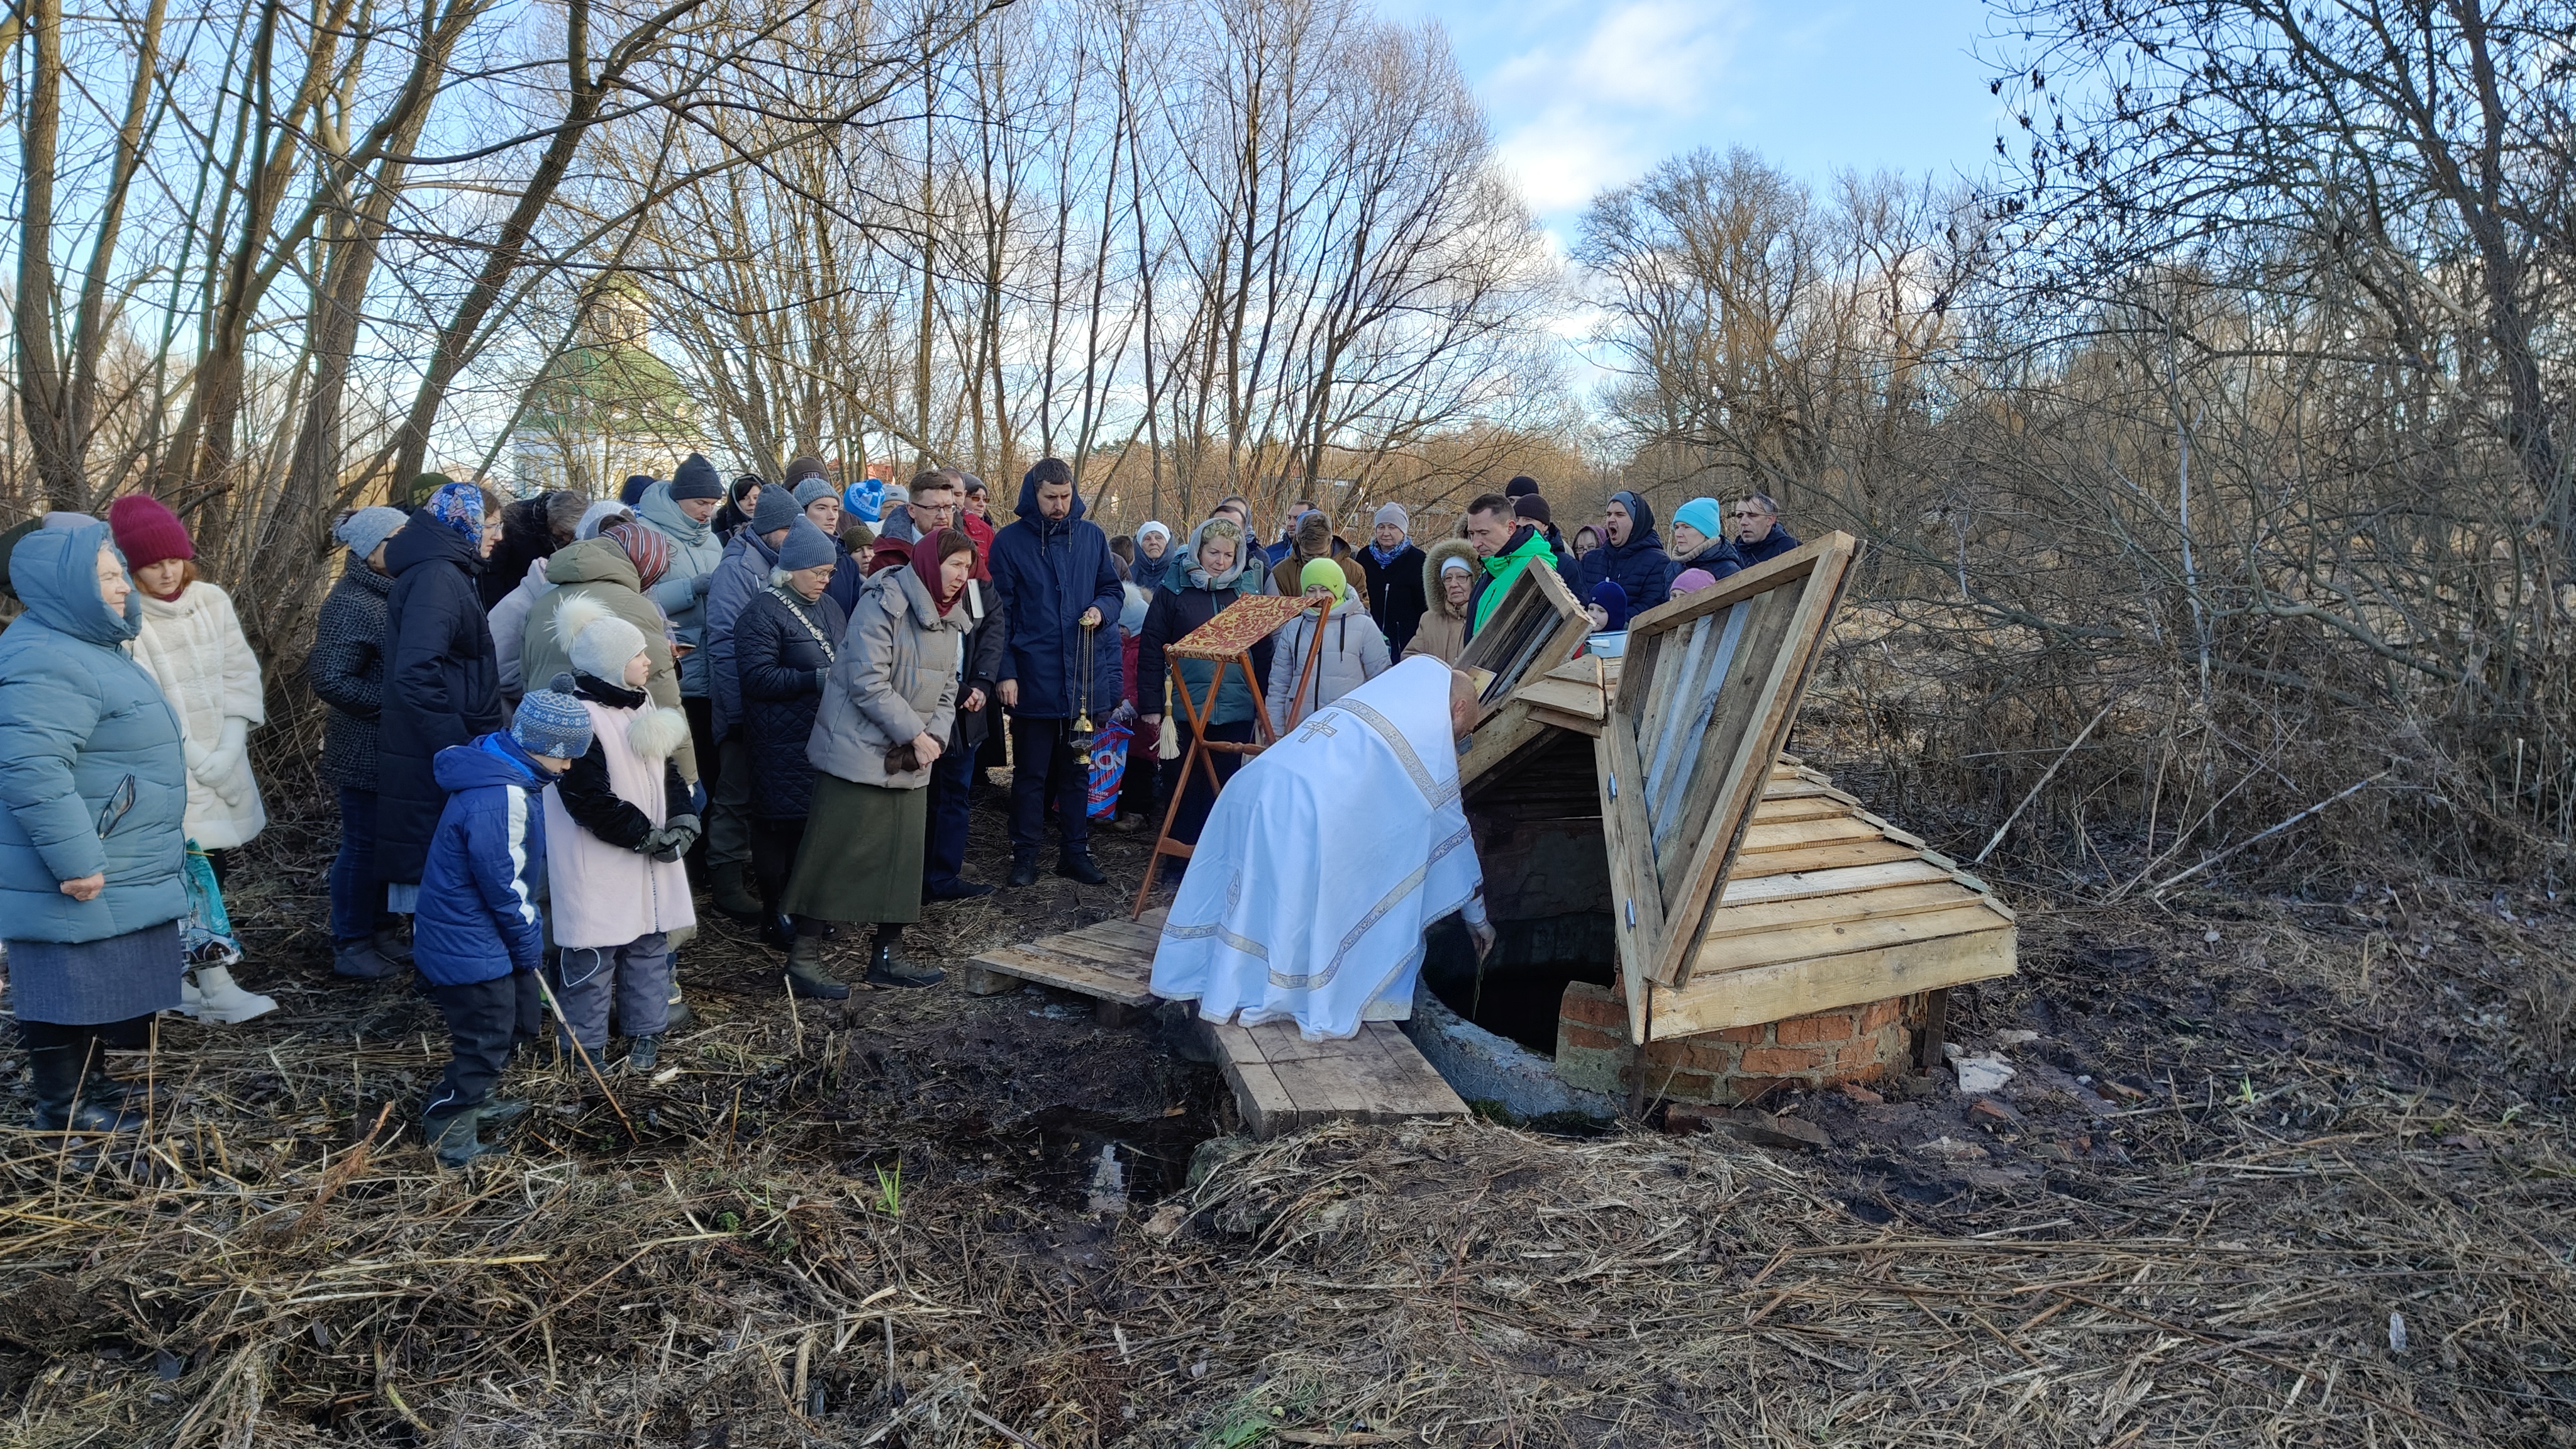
[1730,492,1802,567]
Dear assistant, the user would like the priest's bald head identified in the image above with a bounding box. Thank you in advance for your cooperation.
[1450,668,1480,742]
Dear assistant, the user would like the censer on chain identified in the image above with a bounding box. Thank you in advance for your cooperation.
[1070,616,1099,765]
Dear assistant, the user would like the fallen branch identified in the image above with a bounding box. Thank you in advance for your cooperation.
[2137,770,2392,900]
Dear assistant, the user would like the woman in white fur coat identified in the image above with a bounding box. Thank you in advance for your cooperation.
[538,597,700,1073]
[106,495,277,1024]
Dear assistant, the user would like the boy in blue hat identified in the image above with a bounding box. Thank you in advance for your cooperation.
[414,688,592,1168]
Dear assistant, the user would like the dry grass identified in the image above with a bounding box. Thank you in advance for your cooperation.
[2,785,2572,1446]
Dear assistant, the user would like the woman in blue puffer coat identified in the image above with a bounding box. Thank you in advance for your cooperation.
[0,521,189,1134]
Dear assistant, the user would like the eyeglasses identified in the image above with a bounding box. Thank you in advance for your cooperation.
[912,501,957,516]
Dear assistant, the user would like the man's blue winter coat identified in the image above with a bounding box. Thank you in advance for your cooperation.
[412,733,552,987]
[0,523,188,943]
[985,469,1124,720]
[1574,490,1671,613]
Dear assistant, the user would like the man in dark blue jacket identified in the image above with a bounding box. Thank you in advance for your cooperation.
[1576,491,1669,613]
[1731,491,1804,566]
[988,458,1124,888]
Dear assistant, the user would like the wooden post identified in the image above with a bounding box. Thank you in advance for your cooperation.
[1914,988,1950,1074]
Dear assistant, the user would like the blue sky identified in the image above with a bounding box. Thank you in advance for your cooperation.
[1385,0,2011,242]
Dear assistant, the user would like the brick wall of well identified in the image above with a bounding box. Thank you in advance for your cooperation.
[1554,981,1907,1105]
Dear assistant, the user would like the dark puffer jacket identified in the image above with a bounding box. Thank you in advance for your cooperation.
[306,558,394,790]
[1352,540,1429,658]
[375,514,504,887]
[735,584,847,820]
[1735,523,1804,568]
[1576,491,1671,611]
[985,469,1123,720]
[1663,537,1746,594]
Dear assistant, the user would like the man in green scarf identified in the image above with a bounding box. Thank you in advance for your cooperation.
[1462,492,1557,640]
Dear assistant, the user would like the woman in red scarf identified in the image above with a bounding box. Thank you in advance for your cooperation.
[772,530,976,995]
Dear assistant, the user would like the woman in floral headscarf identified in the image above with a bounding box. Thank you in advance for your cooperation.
[375,481,508,909]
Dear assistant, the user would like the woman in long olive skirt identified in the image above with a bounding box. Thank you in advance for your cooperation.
[777,526,976,994]
[777,774,929,928]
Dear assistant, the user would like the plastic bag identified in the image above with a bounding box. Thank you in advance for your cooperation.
[1085,719,1132,819]
[180,841,243,969]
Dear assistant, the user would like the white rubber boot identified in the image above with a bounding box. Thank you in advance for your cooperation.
[177,977,204,1015]
[186,965,278,1024]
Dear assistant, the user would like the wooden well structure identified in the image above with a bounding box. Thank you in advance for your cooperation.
[1458,533,2016,1058]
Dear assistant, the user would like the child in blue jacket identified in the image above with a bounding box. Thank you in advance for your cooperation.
[414,689,592,1168]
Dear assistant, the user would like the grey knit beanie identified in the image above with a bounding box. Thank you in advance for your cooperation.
[511,688,594,760]
[752,484,804,535]
[776,518,838,572]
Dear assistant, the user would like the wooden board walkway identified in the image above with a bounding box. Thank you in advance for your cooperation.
[969,911,1470,1138]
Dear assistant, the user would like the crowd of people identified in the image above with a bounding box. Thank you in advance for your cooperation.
[0,460,1799,1165]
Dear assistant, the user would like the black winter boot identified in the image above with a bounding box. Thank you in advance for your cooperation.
[625,1035,662,1074]
[710,862,763,920]
[333,936,401,979]
[864,938,944,989]
[762,912,796,951]
[784,936,850,999]
[1055,849,1108,886]
[25,1041,138,1134]
[1008,853,1041,889]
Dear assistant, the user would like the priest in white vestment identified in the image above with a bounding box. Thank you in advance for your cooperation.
[1152,656,1496,1040]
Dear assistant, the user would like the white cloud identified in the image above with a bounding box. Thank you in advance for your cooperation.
[1484,0,1750,216]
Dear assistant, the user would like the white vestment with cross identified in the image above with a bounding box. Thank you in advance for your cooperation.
[1151,655,1484,1040]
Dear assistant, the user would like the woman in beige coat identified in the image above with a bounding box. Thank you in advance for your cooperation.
[1406,538,1478,665]
[776,529,974,995]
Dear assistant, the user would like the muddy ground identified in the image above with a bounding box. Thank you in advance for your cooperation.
[1,771,2572,1446]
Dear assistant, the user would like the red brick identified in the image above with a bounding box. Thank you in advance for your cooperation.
[1840,1083,1884,1105]
[1777,1013,1855,1045]
[1836,1038,1893,1070]
[1657,1070,1720,1102]
[1560,1024,1623,1052]
[1716,1024,1767,1045]
[1668,1041,1731,1074]
[1558,984,1629,1028]
[1741,1045,1829,1074]
[1858,999,1902,1032]
[1839,1061,1887,1084]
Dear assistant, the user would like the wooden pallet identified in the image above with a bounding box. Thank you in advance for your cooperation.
[971,913,1472,1137]
[965,910,1163,1024]
[1199,1019,1468,1139]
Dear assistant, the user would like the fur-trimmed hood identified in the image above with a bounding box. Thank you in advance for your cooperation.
[1422,538,1478,619]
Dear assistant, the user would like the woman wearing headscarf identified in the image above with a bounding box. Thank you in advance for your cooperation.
[308,506,413,979]
[1265,558,1391,736]
[777,528,975,997]
[1135,518,1270,878]
[0,522,188,1133]
[1131,521,1175,591]
[1408,539,1479,665]
[375,482,507,913]
[733,520,848,945]
[108,496,277,1024]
